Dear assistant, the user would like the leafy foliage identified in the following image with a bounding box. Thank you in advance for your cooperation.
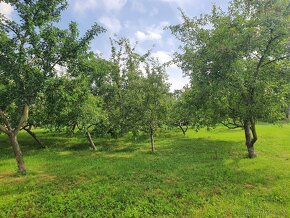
[170,0,290,156]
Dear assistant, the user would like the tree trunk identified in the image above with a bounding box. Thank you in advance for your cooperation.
[244,120,257,158]
[9,132,26,174]
[24,128,46,148]
[178,122,188,136]
[286,105,290,120]
[178,125,186,136]
[86,131,97,150]
[1,104,29,174]
[150,127,155,153]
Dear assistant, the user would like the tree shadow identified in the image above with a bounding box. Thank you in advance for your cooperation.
[1,131,288,217]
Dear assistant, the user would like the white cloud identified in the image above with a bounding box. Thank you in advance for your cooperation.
[0,2,13,19]
[152,50,188,91]
[152,51,173,64]
[134,21,169,42]
[152,50,179,69]
[73,0,127,13]
[135,31,162,42]
[99,16,122,33]
[167,67,189,91]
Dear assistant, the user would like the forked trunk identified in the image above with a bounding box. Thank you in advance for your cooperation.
[150,127,155,153]
[178,124,188,136]
[1,104,29,174]
[86,131,97,150]
[9,132,26,174]
[244,120,257,158]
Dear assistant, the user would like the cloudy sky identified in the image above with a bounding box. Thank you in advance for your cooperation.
[0,0,230,91]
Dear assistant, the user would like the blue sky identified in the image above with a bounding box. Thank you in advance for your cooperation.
[0,0,230,91]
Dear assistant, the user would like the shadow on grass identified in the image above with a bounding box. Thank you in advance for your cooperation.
[0,130,254,189]
[2,129,289,217]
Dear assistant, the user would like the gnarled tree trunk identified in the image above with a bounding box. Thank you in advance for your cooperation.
[9,131,26,174]
[244,120,258,158]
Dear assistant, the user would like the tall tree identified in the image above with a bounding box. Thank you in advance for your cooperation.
[170,0,290,157]
[0,0,105,173]
[94,37,150,137]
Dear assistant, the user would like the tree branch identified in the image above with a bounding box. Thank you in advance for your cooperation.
[0,124,9,135]
[256,34,285,74]
[221,119,243,129]
[0,110,11,131]
[261,55,290,68]
[15,104,29,134]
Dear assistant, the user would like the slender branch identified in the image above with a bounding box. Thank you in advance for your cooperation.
[0,21,22,40]
[261,55,290,68]
[255,34,285,75]
[221,119,243,129]
[221,122,241,129]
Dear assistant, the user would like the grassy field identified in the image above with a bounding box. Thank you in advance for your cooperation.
[0,124,289,217]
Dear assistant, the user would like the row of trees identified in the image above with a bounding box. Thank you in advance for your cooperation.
[1,0,289,174]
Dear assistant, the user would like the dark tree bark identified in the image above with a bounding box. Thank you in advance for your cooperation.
[150,127,155,153]
[286,105,290,120]
[23,126,46,148]
[9,131,26,174]
[178,121,188,136]
[86,131,97,150]
[244,120,257,158]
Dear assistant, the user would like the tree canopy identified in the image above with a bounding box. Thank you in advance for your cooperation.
[170,0,290,157]
[0,0,105,173]
[0,0,289,174]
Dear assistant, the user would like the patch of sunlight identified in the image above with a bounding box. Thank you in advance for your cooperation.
[105,153,134,159]
[0,173,28,184]
[58,151,73,156]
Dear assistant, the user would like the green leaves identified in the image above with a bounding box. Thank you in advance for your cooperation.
[0,0,105,131]
[170,0,290,128]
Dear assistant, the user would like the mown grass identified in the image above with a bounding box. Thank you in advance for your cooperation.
[0,124,289,217]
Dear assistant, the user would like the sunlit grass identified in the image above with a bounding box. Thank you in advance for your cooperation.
[0,124,289,217]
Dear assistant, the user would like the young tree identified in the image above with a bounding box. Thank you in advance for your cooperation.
[88,37,150,137]
[142,60,171,153]
[0,0,105,173]
[170,0,290,158]
[75,94,107,150]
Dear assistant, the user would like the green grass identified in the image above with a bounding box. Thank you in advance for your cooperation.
[0,124,289,217]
